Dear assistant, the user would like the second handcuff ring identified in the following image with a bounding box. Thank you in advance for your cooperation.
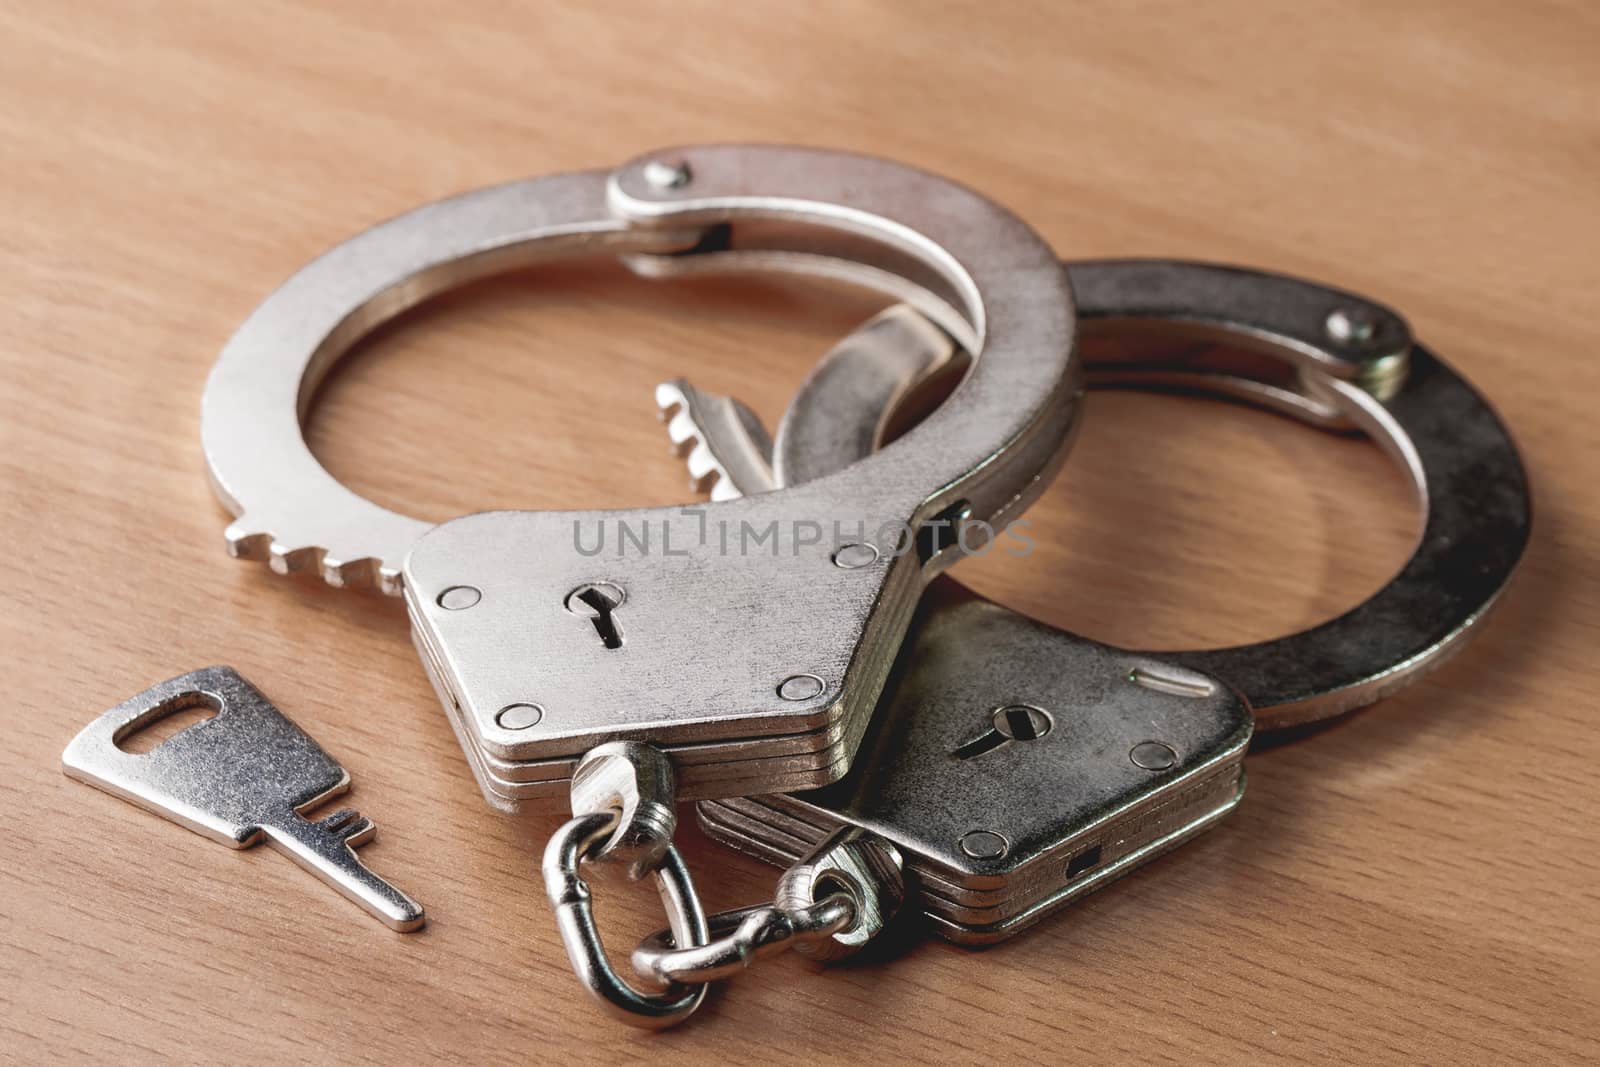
[634,258,1529,969]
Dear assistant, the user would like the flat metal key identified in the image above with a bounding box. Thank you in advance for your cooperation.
[62,666,425,931]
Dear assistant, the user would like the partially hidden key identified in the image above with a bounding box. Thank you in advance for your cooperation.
[61,666,425,932]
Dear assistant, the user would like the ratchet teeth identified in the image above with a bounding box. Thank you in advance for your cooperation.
[658,389,701,453]
[221,519,404,595]
[319,554,383,590]
[269,542,321,577]
[654,380,775,500]
[707,467,741,502]
[223,521,273,562]
[317,554,350,584]
[685,440,727,498]
[656,384,722,496]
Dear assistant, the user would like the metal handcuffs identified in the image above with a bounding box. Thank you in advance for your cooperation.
[650,258,1531,731]
[629,258,1529,976]
[200,145,1085,1026]
[201,145,1081,787]
[198,142,1529,1022]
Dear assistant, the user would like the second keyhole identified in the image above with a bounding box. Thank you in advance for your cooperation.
[565,581,626,649]
[993,705,1052,742]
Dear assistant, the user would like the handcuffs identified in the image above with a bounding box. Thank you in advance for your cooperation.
[630,261,1528,980]
[199,147,1529,1028]
[202,145,1083,1026]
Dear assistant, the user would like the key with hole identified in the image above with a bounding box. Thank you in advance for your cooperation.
[61,666,425,932]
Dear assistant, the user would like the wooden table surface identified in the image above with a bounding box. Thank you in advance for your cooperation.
[4,3,1597,1063]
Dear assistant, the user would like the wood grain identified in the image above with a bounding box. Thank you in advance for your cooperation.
[3,2,1597,1062]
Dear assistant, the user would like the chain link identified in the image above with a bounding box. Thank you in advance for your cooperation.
[631,892,857,985]
[630,827,905,988]
[541,751,905,1028]
[542,810,711,1029]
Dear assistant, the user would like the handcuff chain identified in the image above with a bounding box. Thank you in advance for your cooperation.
[541,748,905,1028]
[541,810,711,1029]
[630,892,858,986]
[632,826,907,988]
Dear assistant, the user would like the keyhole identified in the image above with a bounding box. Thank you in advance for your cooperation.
[996,705,1050,741]
[953,705,1053,760]
[565,582,625,650]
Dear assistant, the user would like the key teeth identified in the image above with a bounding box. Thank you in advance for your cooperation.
[316,808,377,846]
